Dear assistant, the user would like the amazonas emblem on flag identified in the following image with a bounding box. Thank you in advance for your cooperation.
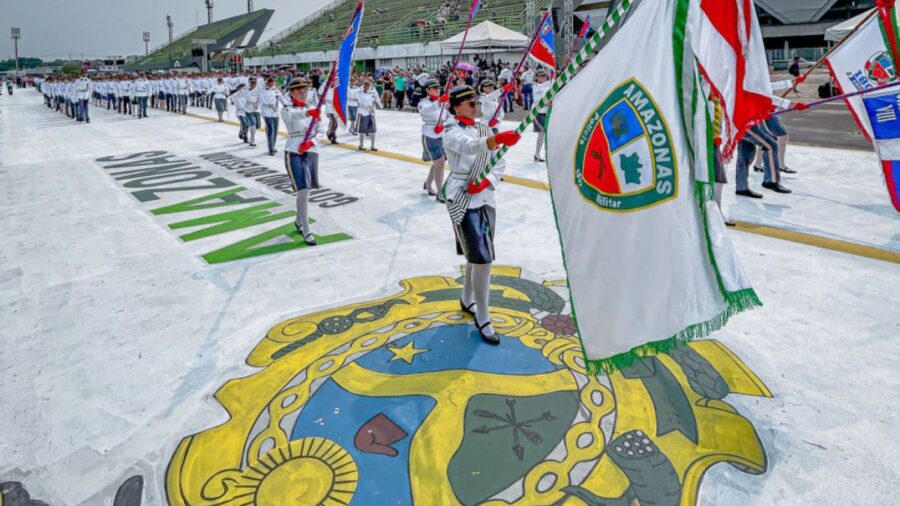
[574,79,677,212]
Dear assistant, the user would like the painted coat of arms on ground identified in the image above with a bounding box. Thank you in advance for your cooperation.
[166,267,771,505]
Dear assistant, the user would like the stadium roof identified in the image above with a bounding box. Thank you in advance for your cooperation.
[129,9,274,70]
[755,0,839,24]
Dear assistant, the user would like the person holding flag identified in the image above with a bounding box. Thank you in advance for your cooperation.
[479,79,505,133]
[442,85,521,345]
[282,78,323,247]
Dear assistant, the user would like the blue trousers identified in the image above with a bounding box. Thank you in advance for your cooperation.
[523,84,534,110]
[137,97,148,117]
[736,125,780,191]
[264,117,279,153]
[77,99,89,121]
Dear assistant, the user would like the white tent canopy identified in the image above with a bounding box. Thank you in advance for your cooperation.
[825,8,874,42]
[441,20,529,49]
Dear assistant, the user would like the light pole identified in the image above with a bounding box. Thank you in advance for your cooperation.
[167,15,174,44]
[11,27,21,76]
[143,31,151,56]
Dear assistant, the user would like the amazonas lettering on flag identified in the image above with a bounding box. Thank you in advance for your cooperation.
[545,0,759,372]
[863,90,900,212]
[530,14,557,69]
[333,2,365,127]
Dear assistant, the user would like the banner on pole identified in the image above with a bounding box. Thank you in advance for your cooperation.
[529,14,557,69]
[863,89,900,212]
[545,0,760,373]
[333,2,365,127]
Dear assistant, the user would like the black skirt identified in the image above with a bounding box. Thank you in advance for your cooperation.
[453,205,496,265]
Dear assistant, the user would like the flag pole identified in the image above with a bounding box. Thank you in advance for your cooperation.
[436,0,482,128]
[781,7,879,98]
[301,1,365,147]
[771,78,900,116]
[469,0,635,187]
[486,10,550,126]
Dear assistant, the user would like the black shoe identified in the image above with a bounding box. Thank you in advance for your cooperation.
[436,195,446,204]
[781,167,797,174]
[359,146,367,151]
[736,189,763,199]
[371,147,379,152]
[753,166,764,173]
[303,232,317,246]
[724,219,737,227]
[424,183,436,196]
[459,299,476,316]
[474,316,500,345]
[534,156,545,162]
[762,182,792,193]
[249,143,257,147]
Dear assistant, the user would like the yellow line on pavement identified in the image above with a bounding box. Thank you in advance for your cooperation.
[185,111,897,264]
[731,221,900,264]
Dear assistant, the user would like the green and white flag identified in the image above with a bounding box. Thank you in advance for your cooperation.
[545,0,761,373]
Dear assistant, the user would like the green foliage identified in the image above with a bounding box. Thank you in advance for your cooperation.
[60,63,84,76]
[0,57,44,71]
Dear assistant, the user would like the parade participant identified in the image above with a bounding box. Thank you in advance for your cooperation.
[6,76,13,95]
[119,76,133,116]
[282,78,322,246]
[532,69,552,162]
[755,78,798,175]
[419,78,448,199]
[348,79,360,134]
[175,75,191,114]
[355,78,382,151]
[498,63,514,112]
[736,124,792,196]
[244,77,262,147]
[212,77,229,122]
[478,79,505,133]
[164,74,175,112]
[134,73,150,118]
[261,75,289,155]
[521,64,535,110]
[442,85,521,344]
[74,72,91,123]
[230,83,248,142]
[318,78,339,144]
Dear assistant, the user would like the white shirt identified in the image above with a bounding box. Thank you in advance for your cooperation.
[443,120,506,209]
[355,88,382,116]
[479,90,504,126]
[281,103,323,154]
[347,86,360,106]
[74,78,91,100]
[244,86,261,113]
[133,79,150,97]
[499,68,514,83]
[522,70,534,85]
[211,83,228,99]
[259,86,288,118]
[230,91,247,115]
[418,97,446,139]
[533,81,552,113]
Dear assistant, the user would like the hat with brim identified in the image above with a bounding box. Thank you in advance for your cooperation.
[288,78,309,91]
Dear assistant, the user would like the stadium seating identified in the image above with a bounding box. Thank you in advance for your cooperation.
[133,9,272,68]
[254,0,553,57]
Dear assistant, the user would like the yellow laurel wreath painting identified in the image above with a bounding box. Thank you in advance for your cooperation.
[166,267,772,505]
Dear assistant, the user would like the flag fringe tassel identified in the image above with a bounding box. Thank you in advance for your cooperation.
[584,288,762,375]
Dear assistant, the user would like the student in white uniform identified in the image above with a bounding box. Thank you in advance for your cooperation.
[355,79,382,151]
[230,84,248,142]
[260,75,289,155]
[418,78,448,201]
[531,69,552,162]
[212,77,229,122]
[282,78,323,246]
[244,77,261,148]
[442,85,522,344]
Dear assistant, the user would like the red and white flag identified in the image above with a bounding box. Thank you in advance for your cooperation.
[690,0,773,157]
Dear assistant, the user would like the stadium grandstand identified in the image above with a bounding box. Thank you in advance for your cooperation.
[246,0,560,70]
[127,9,274,72]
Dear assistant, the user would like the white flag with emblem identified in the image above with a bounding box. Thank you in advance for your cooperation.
[545,0,760,373]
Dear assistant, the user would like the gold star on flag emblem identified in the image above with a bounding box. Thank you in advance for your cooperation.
[387,341,428,365]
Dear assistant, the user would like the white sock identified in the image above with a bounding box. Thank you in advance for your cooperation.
[295,189,310,235]
[370,133,376,148]
[778,135,788,168]
[535,133,545,158]
[463,263,475,305]
[714,182,723,208]
[471,263,495,336]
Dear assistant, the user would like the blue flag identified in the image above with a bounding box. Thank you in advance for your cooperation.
[333,2,365,126]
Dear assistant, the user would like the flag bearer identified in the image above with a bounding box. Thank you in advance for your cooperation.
[442,85,521,345]
[532,69,552,162]
[282,78,322,246]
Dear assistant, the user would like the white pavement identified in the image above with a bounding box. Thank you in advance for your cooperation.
[0,90,898,505]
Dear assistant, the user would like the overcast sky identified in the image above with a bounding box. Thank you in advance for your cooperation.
[1,0,333,61]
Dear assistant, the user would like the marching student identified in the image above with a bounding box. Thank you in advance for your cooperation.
[418,78,448,200]
[119,76,133,116]
[282,78,323,246]
[230,83,249,142]
[442,85,521,345]
[318,78,339,144]
[74,72,91,123]
[532,69,552,162]
[212,76,229,122]
[478,79,505,134]
[355,78,382,151]
[134,73,150,118]
[348,78,361,135]
[755,78,799,175]
[175,74,191,114]
[260,75,289,155]
[244,77,261,148]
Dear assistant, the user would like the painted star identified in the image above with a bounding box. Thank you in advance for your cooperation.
[387,341,428,365]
